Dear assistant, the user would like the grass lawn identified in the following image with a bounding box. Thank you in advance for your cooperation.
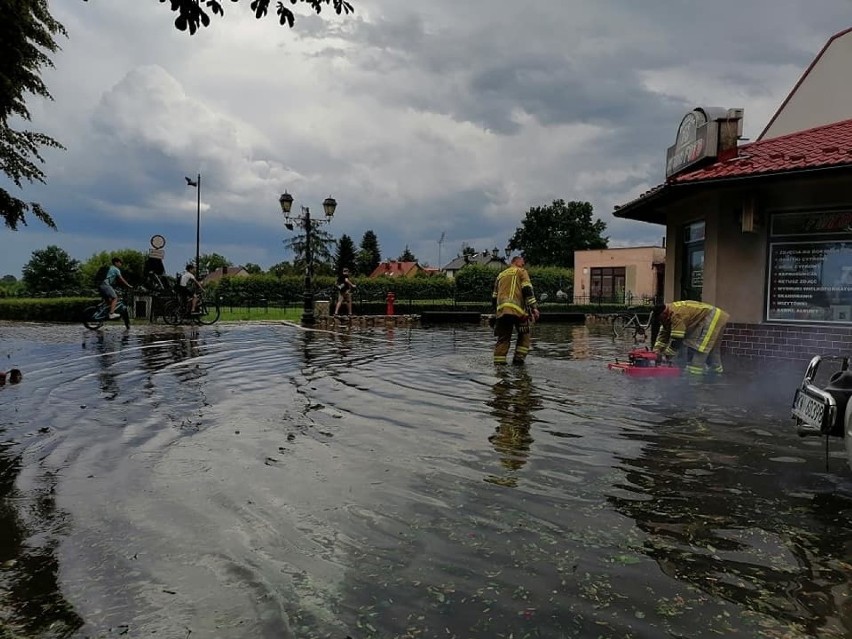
[217,306,302,322]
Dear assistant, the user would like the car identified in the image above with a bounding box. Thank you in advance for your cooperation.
[791,355,852,470]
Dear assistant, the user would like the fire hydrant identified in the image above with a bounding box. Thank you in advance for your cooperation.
[386,291,396,316]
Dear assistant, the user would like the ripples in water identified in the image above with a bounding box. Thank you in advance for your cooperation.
[0,321,850,638]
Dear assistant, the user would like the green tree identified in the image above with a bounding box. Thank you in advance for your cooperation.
[356,230,381,276]
[128,0,356,36]
[334,234,357,274]
[198,253,231,276]
[21,245,80,294]
[1,0,66,230]
[80,249,146,288]
[508,199,607,268]
[268,261,296,277]
[243,262,263,275]
[398,245,417,262]
[284,225,336,273]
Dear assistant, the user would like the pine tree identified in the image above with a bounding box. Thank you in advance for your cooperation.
[335,234,357,274]
[356,230,381,276]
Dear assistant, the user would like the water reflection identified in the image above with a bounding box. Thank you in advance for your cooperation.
[609,424,852,637]
[0,322,850,638]
[0,436,83,636]
[484,368,542,487]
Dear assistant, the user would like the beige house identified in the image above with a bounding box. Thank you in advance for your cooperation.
[573,246,665,305]
[614,29,852,361]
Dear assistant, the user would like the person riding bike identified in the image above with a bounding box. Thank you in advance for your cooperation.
[178,263,203,314]
[98,257,132,319]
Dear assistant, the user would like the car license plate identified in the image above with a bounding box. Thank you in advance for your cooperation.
[792,388,827,429]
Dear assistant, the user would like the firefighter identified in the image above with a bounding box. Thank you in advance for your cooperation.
[491,255,540,365]
[651,301,730,375]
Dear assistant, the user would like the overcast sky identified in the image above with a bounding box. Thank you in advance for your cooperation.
[2,0,849,276]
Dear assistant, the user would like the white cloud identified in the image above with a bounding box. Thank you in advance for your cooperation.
[3,0,849,274]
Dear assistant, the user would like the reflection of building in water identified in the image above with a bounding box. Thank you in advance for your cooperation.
[484,370,542,487]
[570,325,592,360]
[607,437,852,637]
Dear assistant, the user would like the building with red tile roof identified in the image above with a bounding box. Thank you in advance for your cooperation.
[368,260,426,278]
[614,30,852,362]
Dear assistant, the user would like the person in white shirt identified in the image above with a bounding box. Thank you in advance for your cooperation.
[179,264,203,314]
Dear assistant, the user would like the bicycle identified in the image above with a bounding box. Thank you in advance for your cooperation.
[612,308,653,341]
[162,290,221,326]
[82,294,132,330]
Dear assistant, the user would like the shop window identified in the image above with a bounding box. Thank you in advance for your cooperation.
[682,220,704,301]
[767,210,852,323]
[590,267,626,303]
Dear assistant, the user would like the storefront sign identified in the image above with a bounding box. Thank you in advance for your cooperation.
[666,111,719,178]
[767,241,852,323]
[771,210,852,236]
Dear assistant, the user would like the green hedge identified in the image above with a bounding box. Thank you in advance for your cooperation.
[0,297,99,321]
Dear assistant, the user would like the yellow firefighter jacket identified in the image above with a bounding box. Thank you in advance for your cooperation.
[492,266,537,319]
[654,300,729,356]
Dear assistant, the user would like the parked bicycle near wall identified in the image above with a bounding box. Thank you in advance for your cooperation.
[162,290,221,326]
[612,308,654,341]
[82,294,132,330]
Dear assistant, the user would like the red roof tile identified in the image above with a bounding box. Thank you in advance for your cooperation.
[672,118,852,183]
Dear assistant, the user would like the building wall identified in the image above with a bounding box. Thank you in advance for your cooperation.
[760,29,852,140]
[658,175,852,359]
[722,322,852,362]
[573,246,665,302]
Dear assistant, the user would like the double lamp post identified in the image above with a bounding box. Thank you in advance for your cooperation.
[279,192,338,326]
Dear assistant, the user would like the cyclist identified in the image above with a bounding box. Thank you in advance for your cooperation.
[99,257,132,319]
[178,263,203,314]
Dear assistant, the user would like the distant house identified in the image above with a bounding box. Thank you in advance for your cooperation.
[573,246,665,304]
[202,266,250,285]
[443,248,506,279]
[369,261,426,278]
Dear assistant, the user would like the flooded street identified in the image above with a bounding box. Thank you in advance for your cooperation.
[0,321,850,638]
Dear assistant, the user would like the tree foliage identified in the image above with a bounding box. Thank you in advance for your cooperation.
[243,262,263,275]
[356,230,381,276]
[334,233,356,274]
[22,245,80,294]
[119,0,357,36]
[199,252,232,275]
[268,260,296,277]
[1,0,66,230]
[284,223,336,272]
[507,199,608,268]
[398,245,417,262]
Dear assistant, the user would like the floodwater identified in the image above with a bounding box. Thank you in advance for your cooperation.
[0,320,850,639]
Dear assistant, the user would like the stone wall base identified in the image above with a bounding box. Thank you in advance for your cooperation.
[721,322,852,362]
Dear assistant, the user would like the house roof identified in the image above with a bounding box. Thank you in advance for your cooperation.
[615,118,852,221]
[444,252,506,271]
[202,266,248,283]
[369,261,422,278]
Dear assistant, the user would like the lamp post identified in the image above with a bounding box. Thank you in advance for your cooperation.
[185,173,201,273]
[279,191,338,326]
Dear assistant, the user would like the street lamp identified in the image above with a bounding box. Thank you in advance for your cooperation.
[185,173,201,274]
[279,191,338,326]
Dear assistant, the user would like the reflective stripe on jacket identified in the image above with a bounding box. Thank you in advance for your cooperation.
[654,300,729,355]
[492,266,537,319]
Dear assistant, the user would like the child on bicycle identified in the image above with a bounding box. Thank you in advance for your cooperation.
[99,257,132,319]
[179,264,203,314]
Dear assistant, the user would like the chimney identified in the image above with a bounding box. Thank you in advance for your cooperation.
[717,108,744,161]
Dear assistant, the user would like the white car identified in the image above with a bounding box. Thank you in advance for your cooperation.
[792,355,852,470]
